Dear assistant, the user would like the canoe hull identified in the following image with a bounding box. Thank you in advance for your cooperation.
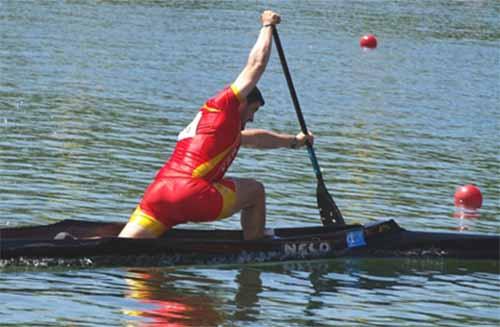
[1,219,498,267]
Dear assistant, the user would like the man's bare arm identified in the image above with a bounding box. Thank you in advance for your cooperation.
[232,11,280,99]
[241,129,314,149]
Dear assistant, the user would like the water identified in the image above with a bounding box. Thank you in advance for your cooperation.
[1,0,499,326]
[1,261,499,326]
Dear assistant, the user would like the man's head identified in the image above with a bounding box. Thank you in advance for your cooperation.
[247,86,265,107]
[240,86,265,129]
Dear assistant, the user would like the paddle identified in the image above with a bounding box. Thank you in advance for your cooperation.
[271,26,345,226]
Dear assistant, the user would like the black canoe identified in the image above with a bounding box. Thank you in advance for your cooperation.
[1,219,498,267]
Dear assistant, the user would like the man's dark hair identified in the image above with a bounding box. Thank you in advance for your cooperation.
[247,86,265,106]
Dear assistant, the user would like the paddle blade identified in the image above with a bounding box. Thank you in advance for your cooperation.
[316,181,345,226]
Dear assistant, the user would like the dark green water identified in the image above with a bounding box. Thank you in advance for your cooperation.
[1,1,499,326]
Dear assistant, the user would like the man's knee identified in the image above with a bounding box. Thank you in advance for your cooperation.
[251,180,265,199]
[234,178,265,209]
[245,180,265,205]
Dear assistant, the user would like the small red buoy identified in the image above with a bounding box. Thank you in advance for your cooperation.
[454,184,483,209]
[360,34,377,49]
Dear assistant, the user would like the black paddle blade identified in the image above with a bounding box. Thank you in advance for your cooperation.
[316,181,345,226]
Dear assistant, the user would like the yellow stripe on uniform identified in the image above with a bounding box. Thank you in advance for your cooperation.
[192,145,233,178]
[203,104,221,112]
[230,84,243,103]
[213,182,237,219]
[129,206,167,237]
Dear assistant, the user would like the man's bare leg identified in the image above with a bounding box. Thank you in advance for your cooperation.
[118,221,157,238]
[231,178,266,240]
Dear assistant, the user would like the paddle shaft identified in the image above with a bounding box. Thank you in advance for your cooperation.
[271,28,322,177]
[272,26,345,225]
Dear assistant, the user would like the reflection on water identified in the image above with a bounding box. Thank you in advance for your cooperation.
[233,267,262,322]
[0,259,498,326]
[116,259,499,326]
[453,208,482,231]
[123,269,224,326]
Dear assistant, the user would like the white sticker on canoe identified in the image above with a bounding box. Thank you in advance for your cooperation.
[284,241,331,257]
[346,230,366,248]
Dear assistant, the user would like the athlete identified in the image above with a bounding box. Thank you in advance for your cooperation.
[119,10,313,240]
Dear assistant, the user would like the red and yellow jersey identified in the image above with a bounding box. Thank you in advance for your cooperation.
[129,85,243,235]
[157,84,243,182]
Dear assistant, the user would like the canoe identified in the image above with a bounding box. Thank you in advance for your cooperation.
[1,219,498,267]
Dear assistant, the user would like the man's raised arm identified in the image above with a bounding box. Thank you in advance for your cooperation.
[233,11,280,99]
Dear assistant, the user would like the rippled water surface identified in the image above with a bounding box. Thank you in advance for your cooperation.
[1,1,499,326]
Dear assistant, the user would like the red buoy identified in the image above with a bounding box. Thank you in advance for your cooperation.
[360,34,377,49]
[454,184,483,209]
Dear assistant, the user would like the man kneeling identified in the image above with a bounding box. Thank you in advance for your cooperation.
[119,10,313,240]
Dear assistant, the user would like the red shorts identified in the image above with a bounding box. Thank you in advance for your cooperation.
[127,178,237,236]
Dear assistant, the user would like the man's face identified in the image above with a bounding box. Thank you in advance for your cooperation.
[240,101,260,130]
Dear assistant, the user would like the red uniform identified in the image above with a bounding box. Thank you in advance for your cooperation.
[128,85,243,236]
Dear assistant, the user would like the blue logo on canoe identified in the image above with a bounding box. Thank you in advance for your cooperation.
[346,230,366,248]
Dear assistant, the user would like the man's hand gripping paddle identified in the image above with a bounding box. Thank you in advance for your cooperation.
[272,26,345,226]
